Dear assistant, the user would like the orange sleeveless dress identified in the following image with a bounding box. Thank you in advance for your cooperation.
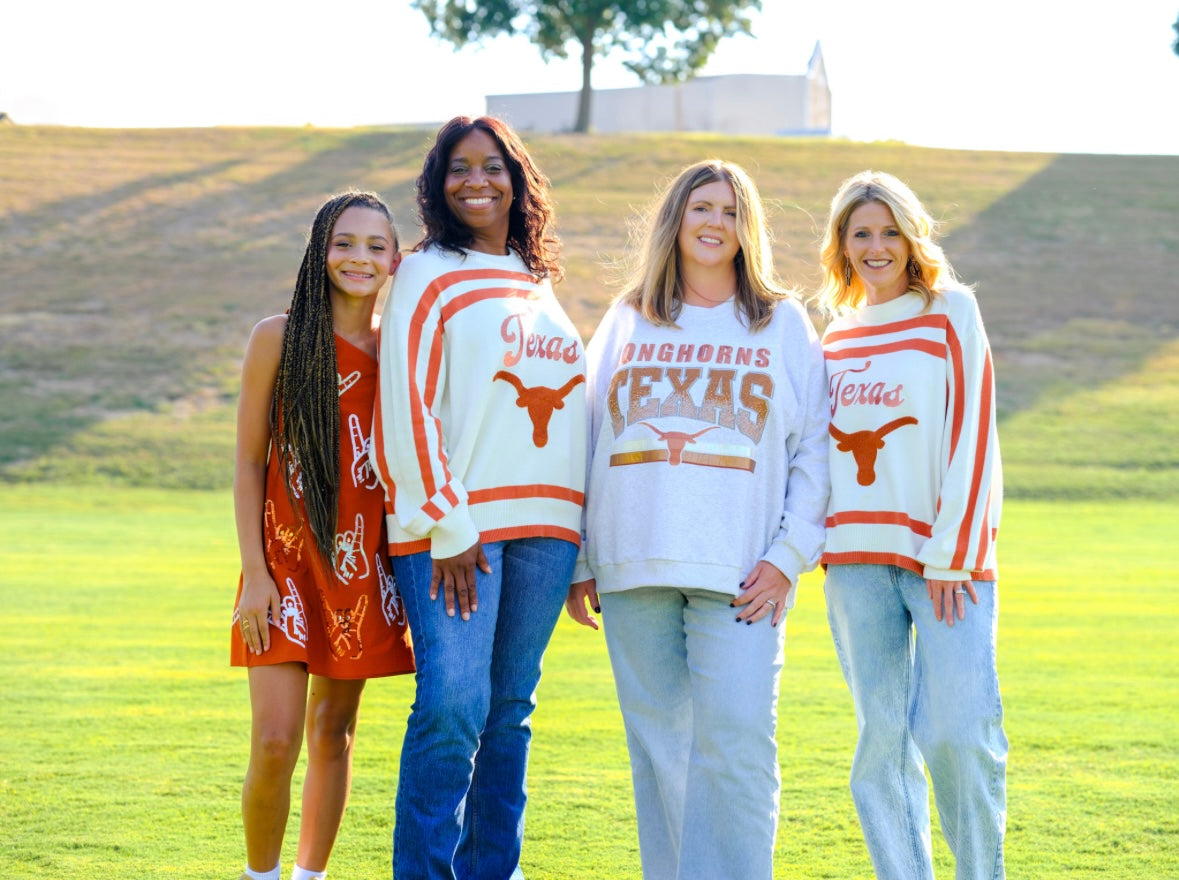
[230,334,415,679]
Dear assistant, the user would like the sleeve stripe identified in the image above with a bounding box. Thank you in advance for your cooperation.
[952,346,995,570]
[406,269,540,501]
[823,314,946,344]
[825,337,946,361]
[441,285,539,324]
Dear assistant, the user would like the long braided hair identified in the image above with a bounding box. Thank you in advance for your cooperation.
[415,115,562,282]
[273,191,395,565]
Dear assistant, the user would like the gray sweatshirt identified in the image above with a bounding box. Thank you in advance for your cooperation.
[574,297,829,608]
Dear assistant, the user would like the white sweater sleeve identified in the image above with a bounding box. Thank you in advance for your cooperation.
[760,302,830,589]
[371,251,479,559]
[918,291,1001,580]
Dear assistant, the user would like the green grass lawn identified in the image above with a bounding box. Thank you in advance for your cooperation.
[2,486,1175,878]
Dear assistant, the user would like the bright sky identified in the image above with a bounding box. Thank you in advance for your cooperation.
[3,1,1176,155]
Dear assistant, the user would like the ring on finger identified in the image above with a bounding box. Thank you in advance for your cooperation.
[766,599,777,608]
[954,588,968,595]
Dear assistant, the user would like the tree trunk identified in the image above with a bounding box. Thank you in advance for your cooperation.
[575,32,594,133]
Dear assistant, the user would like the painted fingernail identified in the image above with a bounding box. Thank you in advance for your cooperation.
[738,581,745,588]
[593,606,601,613]
[462,612,470,621]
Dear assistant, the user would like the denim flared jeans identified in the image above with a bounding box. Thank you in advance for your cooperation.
[391,537,577,880]
[600,587,785,880]
[824,563,1007,880]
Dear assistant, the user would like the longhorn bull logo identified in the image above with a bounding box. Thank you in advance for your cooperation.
[493,370,586,447]
[829,417,918,486]
[637,422,719,465]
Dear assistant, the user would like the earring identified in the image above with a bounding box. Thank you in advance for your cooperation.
[843,260,853,287]
[908,258,922,278]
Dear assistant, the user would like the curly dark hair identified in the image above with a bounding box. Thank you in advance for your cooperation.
[415,115,562,282]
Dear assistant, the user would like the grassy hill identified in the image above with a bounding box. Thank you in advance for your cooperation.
[1,125,1176,496]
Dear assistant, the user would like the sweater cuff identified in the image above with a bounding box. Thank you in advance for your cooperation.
[571,557,594,585]
[428,505,480,560]
[761,544,804,604]
[922,565,972,582]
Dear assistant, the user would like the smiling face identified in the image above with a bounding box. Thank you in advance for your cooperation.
[843,200,912,305]
[325,205,399,302]
[677,178,740,275]
[444,127,514,254]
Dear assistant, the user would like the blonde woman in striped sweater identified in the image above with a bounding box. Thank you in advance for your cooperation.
[818,170,1007,880]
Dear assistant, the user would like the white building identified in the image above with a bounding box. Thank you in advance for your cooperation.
[488,43,830,137]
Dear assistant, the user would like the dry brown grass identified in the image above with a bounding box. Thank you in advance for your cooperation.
[1,125,1176,487]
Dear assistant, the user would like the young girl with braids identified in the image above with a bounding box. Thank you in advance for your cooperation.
[230,191,415,880]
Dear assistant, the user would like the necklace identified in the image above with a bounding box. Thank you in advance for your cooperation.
[681,281,734,308]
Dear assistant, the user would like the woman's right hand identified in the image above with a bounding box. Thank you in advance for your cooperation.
[565,579,601,630]
[237,570,282,654]
[432,541,492,620]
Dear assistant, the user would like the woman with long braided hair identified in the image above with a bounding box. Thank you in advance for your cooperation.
[230,191,415,880]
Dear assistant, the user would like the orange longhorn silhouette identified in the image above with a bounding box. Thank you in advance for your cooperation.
[637,422,719,465]
[493,371,586,447]
[829,417,918,486]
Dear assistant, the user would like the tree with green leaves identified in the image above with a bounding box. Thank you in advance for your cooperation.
[413,0,762,133]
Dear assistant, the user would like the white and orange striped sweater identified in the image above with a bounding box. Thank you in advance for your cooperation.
[821,288,1002,581]
[370,245,587,559]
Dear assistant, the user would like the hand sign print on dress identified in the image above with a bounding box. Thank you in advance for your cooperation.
[347,412,379,490]
[334,513,370,584]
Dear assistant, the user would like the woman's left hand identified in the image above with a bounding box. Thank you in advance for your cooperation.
[732,561,792,627]
[927,578,978,627]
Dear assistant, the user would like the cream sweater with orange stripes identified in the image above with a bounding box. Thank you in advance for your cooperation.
[370,245,587,559]
[821,288,1002,581]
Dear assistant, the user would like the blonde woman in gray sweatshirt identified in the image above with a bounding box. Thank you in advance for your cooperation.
[566,160,829,880]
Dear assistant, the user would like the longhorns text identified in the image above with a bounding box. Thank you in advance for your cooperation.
[607,342,774,445]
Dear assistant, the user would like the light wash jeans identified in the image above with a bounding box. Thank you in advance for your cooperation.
[600,587,785,880]
[824,563,1007,880]
[391,537,577,880]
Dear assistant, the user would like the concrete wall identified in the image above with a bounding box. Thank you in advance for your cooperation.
[488,72,830,136]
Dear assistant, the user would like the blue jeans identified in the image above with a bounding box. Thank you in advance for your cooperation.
[600,587,785,880]
[824,564,1007,880]
[391,537,577,880]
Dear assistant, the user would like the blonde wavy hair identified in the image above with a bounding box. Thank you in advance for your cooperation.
[816,169,969,316]
[618,159,794,330]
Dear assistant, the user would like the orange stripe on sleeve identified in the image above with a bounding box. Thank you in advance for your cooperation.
[953,350,995,570]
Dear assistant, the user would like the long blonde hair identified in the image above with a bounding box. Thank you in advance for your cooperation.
[816,169,968,316]
[618,159,793,330]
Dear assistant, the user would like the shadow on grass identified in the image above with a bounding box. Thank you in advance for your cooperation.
[948,153,1179,418]
[0,128,433,479]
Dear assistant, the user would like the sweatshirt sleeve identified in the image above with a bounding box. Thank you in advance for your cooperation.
[571,302,625,584]
[918,292,1001,581]
[371,252,479,559]
[761,302,831,592]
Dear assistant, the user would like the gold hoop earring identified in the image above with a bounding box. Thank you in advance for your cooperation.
[908,258,922,278]
[843,260,853,287]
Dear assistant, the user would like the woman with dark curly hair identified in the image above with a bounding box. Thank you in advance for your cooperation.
[371,116,586,879]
